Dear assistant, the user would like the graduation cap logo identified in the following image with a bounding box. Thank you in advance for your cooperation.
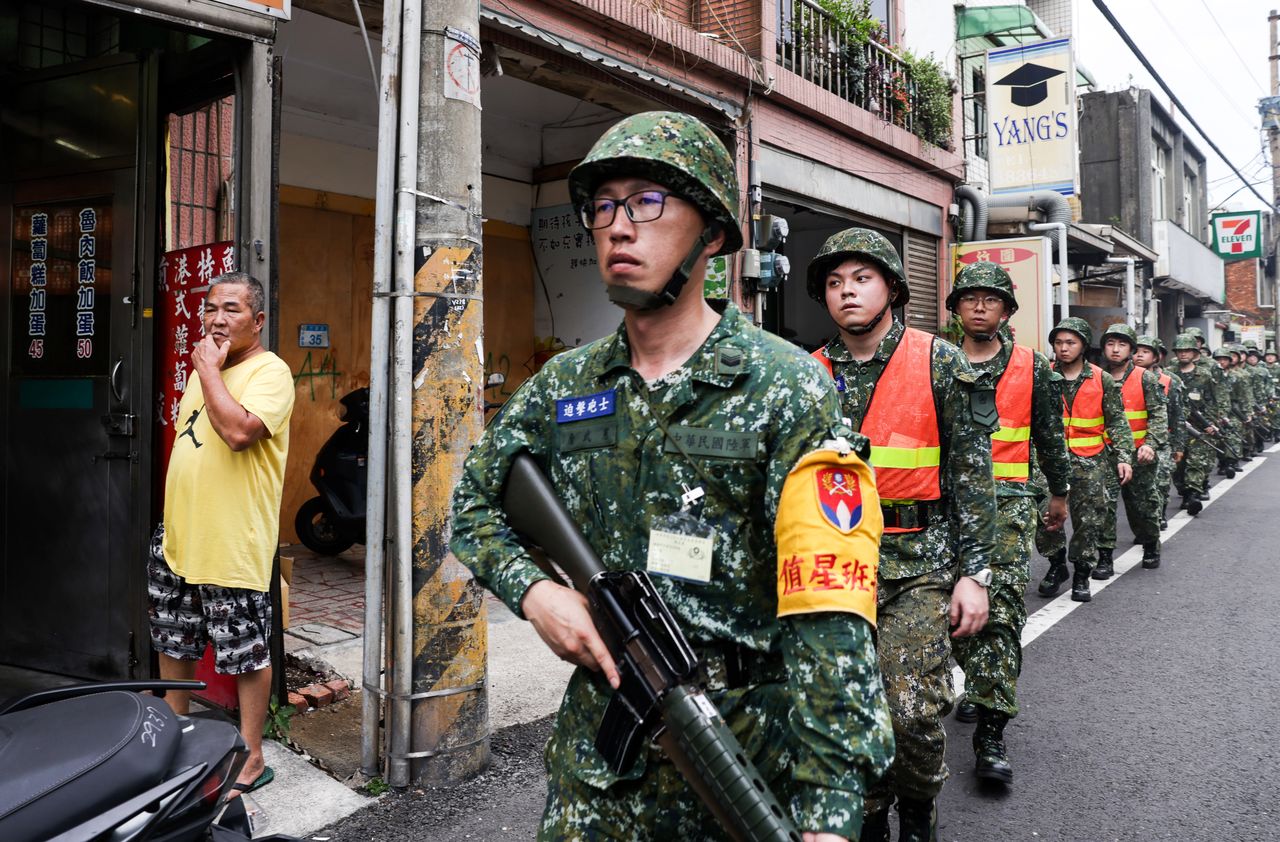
[994,62,1065,107]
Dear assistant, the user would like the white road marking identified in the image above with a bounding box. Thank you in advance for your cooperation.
[952,445,1275,697]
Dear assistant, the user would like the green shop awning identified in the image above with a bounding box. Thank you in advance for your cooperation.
[956,5,1096,88]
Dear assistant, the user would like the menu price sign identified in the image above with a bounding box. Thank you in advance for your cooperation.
[10,201,111,377]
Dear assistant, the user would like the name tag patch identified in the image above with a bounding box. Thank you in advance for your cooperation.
[556,389,616,423]
[835,375,847,393]
[558,417,618,452]
[664,426,759,460]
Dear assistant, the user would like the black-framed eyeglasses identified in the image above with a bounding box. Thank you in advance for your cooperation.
[579,190,674,230]
[957,293,1004,309]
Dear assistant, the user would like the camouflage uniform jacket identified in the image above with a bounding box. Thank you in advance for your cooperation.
[450,305,893,833]
[1247,362,1273,406]
[1228,367,1255,418]
[1053,361,1136,465]
[1177,363,1224,433]
[1108,362,1169,452]
[819,319,997,580]
[1160,368,1186,453]
[966,338,1071,499]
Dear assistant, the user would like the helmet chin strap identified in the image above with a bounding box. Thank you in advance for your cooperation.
[843,301,892,336]
[606,230,711,311]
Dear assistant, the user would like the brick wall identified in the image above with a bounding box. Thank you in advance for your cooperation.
[1225,258,1268,322]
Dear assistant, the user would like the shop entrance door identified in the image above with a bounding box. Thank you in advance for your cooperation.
[0,55,155,679]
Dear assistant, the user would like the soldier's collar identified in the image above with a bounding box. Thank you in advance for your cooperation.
[595,304,744,386]
[825,318,903,363]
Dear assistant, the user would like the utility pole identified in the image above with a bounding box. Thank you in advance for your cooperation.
[1270,10,1280,342]
[407,0,489,784]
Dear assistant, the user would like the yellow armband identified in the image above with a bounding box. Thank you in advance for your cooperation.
[776,447,882,625]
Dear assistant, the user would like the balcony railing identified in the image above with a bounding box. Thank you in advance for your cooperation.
[777,0,915,134]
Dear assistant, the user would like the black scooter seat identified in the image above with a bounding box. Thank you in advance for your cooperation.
[0,691,181,840]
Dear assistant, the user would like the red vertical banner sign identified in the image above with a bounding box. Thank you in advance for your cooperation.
[154,241,236,499]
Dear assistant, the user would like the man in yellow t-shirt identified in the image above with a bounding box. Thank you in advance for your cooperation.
[148,272,294,797]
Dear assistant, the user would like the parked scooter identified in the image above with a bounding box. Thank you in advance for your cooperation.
[0,680,298,842]
[295,388,368,555]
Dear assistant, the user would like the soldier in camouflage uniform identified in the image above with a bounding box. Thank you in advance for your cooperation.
[1220,346,1253,466]
[1133,336,1181,530]
[1171,333,1225,515]
[450,112,895,842]
[1096,323,1168,572]
[1244,344,1273,450]
[1035,318,1135,601]
[1209,347,1241,473]
[808,229,995,842]
[1267,347,1280,437]
[944,263,1070,787]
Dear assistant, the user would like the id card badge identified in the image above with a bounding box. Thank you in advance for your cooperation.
[646,489,715,583]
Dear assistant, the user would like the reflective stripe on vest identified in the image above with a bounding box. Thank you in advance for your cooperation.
[1063,363,1106,457]
[1105,367,1149,445]
[991,345,1034,482]
[812,330,942,533]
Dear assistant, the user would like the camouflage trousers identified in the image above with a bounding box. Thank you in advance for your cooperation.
[864,564,956,813]
[1100,450,1162,549]
[538,682,791,841]
[1036,453,1110,574]
[1155,446,1173,519]
[1221,419,1243,461]
[952,495,1034,718]
[1175,435,1216,496]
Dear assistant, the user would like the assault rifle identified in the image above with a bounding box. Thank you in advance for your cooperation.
[502,453,802,842]
[1183,421,1226,456]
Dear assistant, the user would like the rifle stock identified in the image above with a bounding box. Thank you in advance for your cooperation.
[502,452,802,842]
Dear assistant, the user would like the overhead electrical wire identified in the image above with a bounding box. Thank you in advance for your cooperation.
[1195,0,1270,96]
[1091,0,1276,211]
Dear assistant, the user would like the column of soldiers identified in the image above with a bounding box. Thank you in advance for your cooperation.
[448,113,1270,842]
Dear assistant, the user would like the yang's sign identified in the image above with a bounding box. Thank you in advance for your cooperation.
[1210,211,1262,260]
[986,37,1077,196]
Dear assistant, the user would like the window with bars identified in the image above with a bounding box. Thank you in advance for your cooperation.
[15,1,119,70]
[167,98,236,252]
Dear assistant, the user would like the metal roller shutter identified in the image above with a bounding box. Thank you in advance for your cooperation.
[904,231,941,334]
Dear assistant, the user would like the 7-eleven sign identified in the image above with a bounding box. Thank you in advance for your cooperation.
[1210,211,1262,259]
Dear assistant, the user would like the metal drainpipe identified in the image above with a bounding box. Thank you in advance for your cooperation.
[362,0,402,780]
[1107,256,1137,328]
[954,184,989,241]
[1029,222,1069,324]
[389,0,423,790]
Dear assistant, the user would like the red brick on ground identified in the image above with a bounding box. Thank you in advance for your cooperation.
[287,691,308,713]
[300,684,334,708]
[325,679,351,702]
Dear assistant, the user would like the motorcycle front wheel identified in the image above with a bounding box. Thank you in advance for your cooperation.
[295,497,355,555]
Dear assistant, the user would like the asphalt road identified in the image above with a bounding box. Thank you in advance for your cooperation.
[321,445,1280,842]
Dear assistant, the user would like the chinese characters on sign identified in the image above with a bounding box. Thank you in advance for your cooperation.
[951,237,1052,353]
[155,241,235,487]
[10,201,111,376]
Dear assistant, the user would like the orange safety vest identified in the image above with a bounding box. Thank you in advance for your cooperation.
[1062,363,1106,457]
[991,345,1034,482]
[1158,371,1171,396]
[812,329,941,532]
[1108,368,1149,445]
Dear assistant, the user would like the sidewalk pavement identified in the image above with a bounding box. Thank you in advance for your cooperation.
[252,580,572,839]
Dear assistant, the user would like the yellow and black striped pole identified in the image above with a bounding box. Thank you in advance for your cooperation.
[405,0,489,784]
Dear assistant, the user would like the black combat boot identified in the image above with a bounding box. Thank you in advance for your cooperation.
[896,797,937,842]
[1184,494,1203,516]
[973,709,1013,784]
[859,805,890,842]
[1141,541,1161,569]
[1092,548,1114,580]
[1037,551,1070,597]
[954,697,979,722]
[1071,567,1092,602]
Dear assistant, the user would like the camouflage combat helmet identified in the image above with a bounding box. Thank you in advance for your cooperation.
[1244,339,1259,350]
[568,111,742,255]
[1135,334,1159,352]
[1101,322,1138,348]
[1212,346,1232,359]
[945,261,1018,314]
[1172,333,1199,351]
[1153,337,1167,356]
[1185,326,1205,340]
[1267,347,1278,358]
[1049,316,1092,348]
[806,228,907,304]
[1246,344,1262,357]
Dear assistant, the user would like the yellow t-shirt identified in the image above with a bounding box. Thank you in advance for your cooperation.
[162,351,295,592]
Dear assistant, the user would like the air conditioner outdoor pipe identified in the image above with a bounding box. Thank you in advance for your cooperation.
[955,184,989,241]
[1107,256,1137,328]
